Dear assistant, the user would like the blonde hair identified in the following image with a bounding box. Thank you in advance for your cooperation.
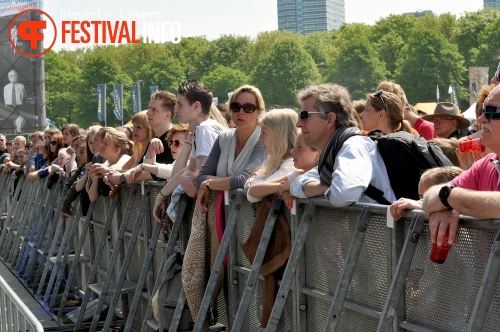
[258,108,298,175]
[14,135,26,145]
[209,104,229,128]
[419,166,463,190]
[104,129,133,156]
[228,85,266,114]
[131,111,155,162]
[58,147,71,159]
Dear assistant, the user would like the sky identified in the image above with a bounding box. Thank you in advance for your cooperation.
[40,0,485,51]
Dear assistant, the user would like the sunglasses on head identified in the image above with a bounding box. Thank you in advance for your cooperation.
[483,105,500,120]
[374,90,387,109]
[50,141,57,145]
[299,110,322,120]
[229,102,257,113]
[168,140,182,148]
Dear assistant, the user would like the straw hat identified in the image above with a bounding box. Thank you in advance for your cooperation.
[422,102,470,129]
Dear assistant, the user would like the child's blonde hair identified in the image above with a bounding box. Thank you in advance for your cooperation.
[258,108,298,175]
[419,166,463,190]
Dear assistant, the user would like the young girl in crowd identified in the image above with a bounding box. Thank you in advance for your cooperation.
[245,108,298,203]
[251,132,321,208]
[390,166,463,220]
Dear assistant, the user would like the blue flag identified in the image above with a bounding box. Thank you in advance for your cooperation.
[114,84,123,121]
[132,85,140,114]
[97,84,106,122]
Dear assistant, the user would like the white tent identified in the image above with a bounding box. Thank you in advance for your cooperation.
[461,103,476,120]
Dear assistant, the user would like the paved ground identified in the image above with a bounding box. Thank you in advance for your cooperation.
[0,259,61,329]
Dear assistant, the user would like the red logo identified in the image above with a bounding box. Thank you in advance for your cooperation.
[10,9,57,57]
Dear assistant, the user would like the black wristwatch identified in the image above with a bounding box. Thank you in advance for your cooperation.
[120,174,126,185]
[439,185,454,210]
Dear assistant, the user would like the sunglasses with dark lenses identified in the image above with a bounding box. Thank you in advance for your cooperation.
[299,110,322,119]
[483,105,500,120]
[168,140,182,148]
[50,141,57,145]
[496,70,500,80]
[229,102,257,113]
[374,89,387,109]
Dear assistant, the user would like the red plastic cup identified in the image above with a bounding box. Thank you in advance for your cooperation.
[429,233,452,264]
[459,137,485,153]
[459,139,473,152]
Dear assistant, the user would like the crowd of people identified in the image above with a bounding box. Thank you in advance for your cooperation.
[1,70,500,328]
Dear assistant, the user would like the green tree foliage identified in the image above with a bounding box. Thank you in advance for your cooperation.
[192,35,250,79]
[77,50,133,127]
[201,66,249,104]
[44,51,82,127]
[169,36,211,79]
[139,54,185,106]
[474,17,500,78]
[241,30,301,74]
[303,31,337,79]
[327,24,387,100]
[455,8,500,68]
[395,28,466,104]
[252,39,320,108]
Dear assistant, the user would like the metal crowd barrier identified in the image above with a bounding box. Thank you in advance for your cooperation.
[0,275,44,332]
[0,172,500,332]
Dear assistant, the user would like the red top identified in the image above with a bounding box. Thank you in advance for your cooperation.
[414,117,438,140]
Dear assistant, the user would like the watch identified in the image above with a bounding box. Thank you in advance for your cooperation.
[205,179,212,189]
[439,185,454,210]
[120,174,126,185]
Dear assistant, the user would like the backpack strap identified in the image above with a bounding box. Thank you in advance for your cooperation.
[364,184,391,205]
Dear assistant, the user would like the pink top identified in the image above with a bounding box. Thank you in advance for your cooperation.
[414,117,438,140]
[452,153,500,191]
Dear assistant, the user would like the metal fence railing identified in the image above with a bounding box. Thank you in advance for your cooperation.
[0,172,499,331]
[0,275,44,332]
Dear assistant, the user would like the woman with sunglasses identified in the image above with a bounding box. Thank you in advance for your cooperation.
[27,133,64,181]
[360,90,412,135]
[245,108,298,203]
[172,85,266,326]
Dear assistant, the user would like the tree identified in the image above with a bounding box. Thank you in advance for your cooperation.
[192,35,250,79]
[455,8,500,68]
[474,17,500,78]
[252,39,320,108]
[139,54,185,106]
[395,29,466,107]
[77,50,133,127]
[327,24,387,100]
[169,36,211,79]
[44,51,82,127]
[201,66,249,104]
[303,30,337,80]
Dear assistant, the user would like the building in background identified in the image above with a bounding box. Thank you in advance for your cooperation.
[484,0,500,9]
[277,0,345,35]
[403,10,434,18]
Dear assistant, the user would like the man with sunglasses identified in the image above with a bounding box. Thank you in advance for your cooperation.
[170,80,224,198]
[423,84,500,249]
[291,83,395,207]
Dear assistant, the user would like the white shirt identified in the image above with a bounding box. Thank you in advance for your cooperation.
[245,158,295,203]
[190,119,224,169]
[291,136,395,207]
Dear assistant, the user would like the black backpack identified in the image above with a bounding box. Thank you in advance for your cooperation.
[364,130,453,203]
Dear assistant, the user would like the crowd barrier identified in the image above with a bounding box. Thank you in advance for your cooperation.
[0,172,499,332]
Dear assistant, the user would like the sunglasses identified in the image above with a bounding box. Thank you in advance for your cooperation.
[168,140,182,148]
[483,105,500,120]
[230,102,257,113]
[374,90,387,109]
[299,110,322,119]
[0,139,4,142]
[50,141,57,145]
[496,70,500,80]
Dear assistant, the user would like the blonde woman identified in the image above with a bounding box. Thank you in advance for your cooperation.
[245,108,298,203]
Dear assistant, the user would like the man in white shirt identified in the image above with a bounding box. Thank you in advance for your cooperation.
[4,70,25,107]
[291,83,395,206]
[172,80,224,198]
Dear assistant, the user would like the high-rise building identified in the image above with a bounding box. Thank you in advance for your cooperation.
[484,0,500,9]
[277,0,345,35]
